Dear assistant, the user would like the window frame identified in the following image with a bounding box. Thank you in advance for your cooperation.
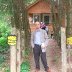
[43,14,51,24]
[33,13,40,23]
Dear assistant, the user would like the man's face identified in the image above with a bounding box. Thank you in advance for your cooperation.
[35,22,40,29]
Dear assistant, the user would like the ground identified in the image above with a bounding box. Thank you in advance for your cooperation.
[30,38,62,72]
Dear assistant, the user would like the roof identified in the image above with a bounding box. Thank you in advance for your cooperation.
[27,0,57,13]
[27,0,42,9]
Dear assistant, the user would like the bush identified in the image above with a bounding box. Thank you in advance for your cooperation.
[0,21,11,53]
[20,60,30,72]
[5,66,10,72]
[0,55,6,66]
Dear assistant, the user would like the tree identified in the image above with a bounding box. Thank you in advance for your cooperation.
[0,0,12,68]
[56,0,72,71]
[10,0,31,72]
[66,0,72,71]
[0,0,36,71]
[50,0,68,72]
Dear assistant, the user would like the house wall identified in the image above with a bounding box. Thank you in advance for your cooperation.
[29,22,54,33]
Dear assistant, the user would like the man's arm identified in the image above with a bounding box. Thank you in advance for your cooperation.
[44,30,49,47]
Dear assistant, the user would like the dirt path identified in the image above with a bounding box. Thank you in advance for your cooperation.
[30,39,62,72]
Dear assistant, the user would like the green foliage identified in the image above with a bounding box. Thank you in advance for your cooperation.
[0,0,12,15]
[0,37,7,46]
[20,60,30,72]
[24,48,30,57]
[0,55,6,65]
[0,20,11,53]
[0,63,10,72]
[24,0,36,6]
[0,21,11,69]
[0,0,11,65]
[5,66,10,72]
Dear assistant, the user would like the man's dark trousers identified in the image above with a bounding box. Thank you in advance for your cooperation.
[33,44,48,71]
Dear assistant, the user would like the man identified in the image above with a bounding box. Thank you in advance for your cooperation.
[31,21,51,72]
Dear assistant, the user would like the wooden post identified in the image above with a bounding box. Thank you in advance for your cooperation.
[16,30,21,72]
[10,27,17,72]
[61,27,67,72]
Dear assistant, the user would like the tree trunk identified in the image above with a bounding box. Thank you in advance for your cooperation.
[66,0,72,71]
[16,29,21,72]
[50,0,61,46]
[11,0,31,72]
[66,0,72,38]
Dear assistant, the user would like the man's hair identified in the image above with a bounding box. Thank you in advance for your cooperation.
[35,21,40,25]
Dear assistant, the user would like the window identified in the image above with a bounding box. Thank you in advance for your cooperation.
[44,15,49,24]
[33,14,40,23]
[43,14,50,25]
[32,13,51,24]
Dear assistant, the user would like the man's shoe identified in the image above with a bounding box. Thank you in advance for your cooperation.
[46,68,51,72]
[35,69,40,72]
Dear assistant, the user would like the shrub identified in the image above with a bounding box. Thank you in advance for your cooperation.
[0,21,11,53]
[20,60,30,72]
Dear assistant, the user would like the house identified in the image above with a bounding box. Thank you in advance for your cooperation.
[27,0,58,32]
